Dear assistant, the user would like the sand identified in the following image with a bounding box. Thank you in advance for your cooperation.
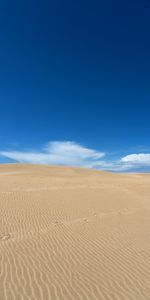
[0,164,150,300]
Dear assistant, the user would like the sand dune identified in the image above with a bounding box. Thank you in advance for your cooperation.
[0,164,150,300]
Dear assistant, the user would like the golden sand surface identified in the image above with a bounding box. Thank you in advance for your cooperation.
[0,164,150,300]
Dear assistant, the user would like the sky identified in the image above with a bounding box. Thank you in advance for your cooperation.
[0,0,150,172]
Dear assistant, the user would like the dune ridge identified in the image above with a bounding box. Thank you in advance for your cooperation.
[0,164,150,300]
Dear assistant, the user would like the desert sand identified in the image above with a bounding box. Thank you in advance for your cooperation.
[0,164,150,300]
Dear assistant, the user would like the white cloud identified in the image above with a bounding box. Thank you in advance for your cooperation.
[44,141,104,159]
[108,153,150,172]
[121,153,150,165]
[0,141,105,167]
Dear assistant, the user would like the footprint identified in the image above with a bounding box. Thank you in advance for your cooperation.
[54,221,62,226]
[83,219,88,222]
[0,234,11,241]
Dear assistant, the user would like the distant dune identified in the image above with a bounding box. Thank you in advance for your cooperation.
[0,164,150,300]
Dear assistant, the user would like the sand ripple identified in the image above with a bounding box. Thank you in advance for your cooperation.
[0,165,150,299]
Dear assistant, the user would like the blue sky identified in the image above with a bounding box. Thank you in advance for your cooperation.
[0,0,150,171]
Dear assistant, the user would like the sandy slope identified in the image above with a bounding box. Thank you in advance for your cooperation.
[0,164,150,300]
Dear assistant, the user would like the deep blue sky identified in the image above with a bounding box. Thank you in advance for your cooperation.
[0,0,150,169]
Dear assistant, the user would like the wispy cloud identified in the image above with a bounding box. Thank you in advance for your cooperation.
[0,141,105,167]
[0,141,150,172]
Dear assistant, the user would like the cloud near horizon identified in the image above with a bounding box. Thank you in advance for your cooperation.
[121,153,150,165]
[0,141,150,172]
[0,141,105,167]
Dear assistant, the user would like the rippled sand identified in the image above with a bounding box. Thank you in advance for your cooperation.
[0,164,150,300]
